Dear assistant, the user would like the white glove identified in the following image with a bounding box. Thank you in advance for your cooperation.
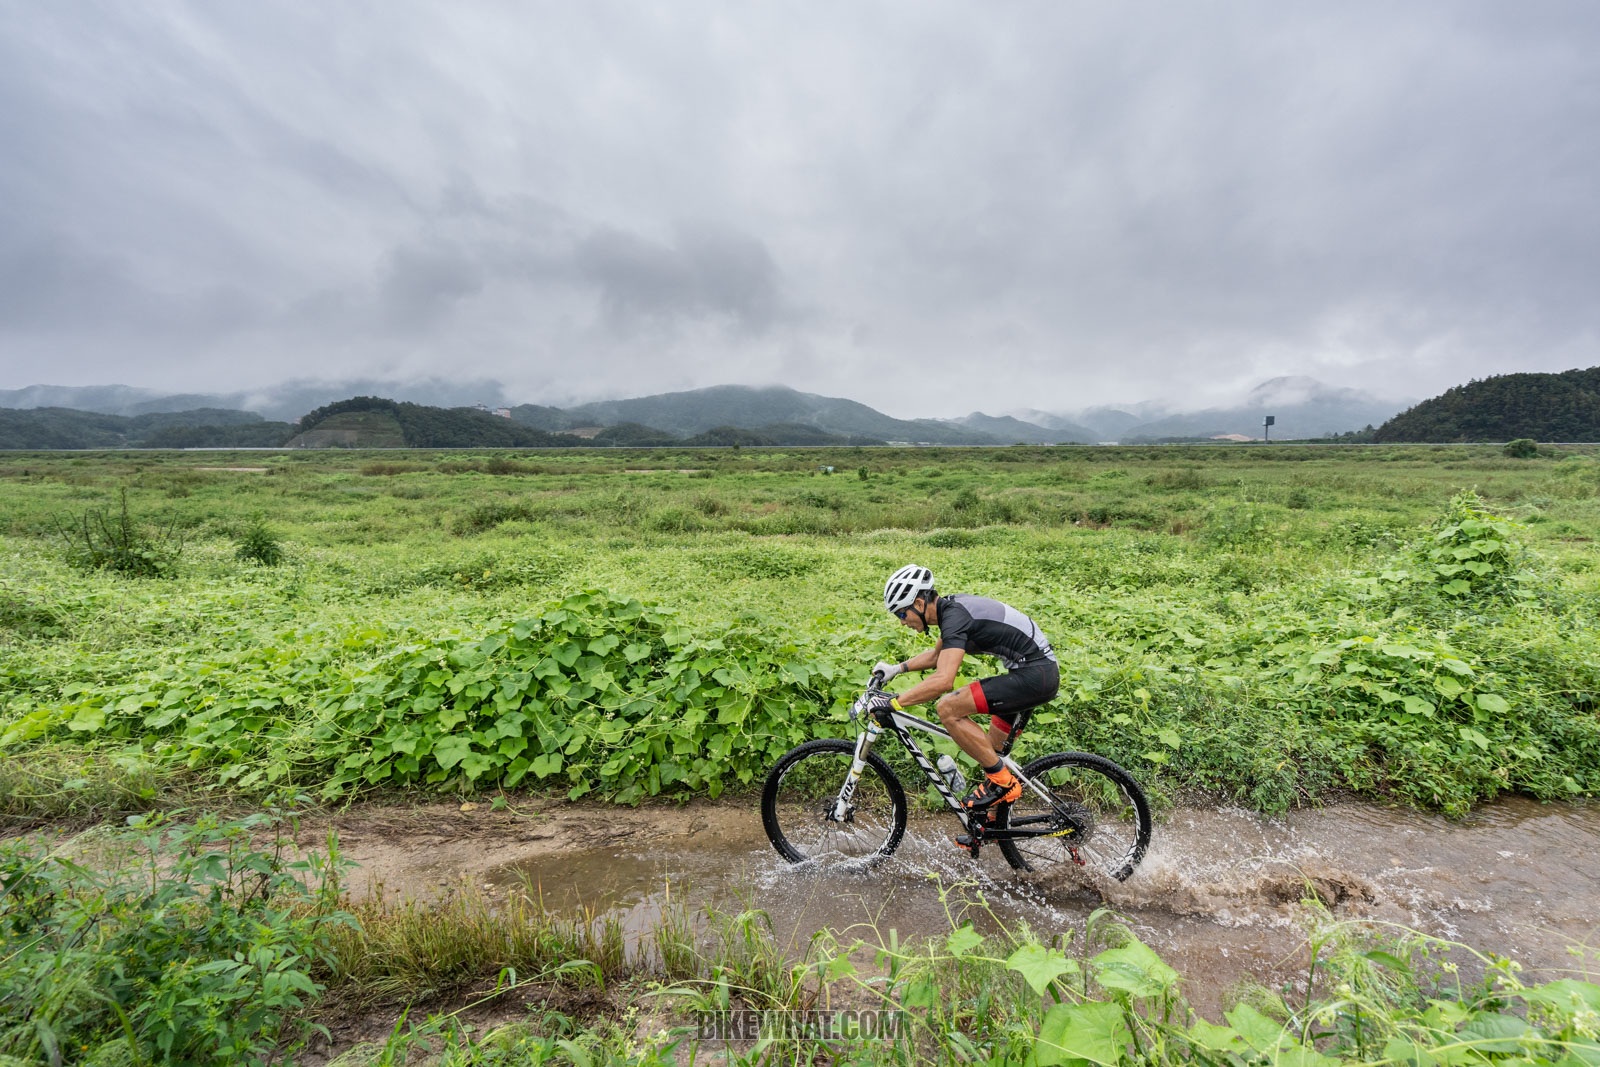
[873,660,905,682]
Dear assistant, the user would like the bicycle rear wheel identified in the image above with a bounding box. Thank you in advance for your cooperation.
[761,738,907,867]
[997,751,1151,882]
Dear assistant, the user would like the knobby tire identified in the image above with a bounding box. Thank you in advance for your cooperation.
[996,751,1152,882]
[761,738,908,867]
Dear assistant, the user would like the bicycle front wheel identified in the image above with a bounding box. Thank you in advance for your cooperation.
[761,738,907,867]
[997,751,1152,882]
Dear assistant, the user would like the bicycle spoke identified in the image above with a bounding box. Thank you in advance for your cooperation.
[998,753,1151,882]
[761,739,907,867]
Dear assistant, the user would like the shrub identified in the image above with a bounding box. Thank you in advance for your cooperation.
[926,529,980,549]
[1503,438,1539,458]
[703,545,821,579]
[1201,502,1273,547]
[645,505,707,533]
[691,492,728,517]
[1419,490,1531,598]
[1145,467,1208,490]
[54,488,181,577]
[234,519,285,566]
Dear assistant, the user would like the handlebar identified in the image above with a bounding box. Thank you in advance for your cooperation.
[850,671,887,721]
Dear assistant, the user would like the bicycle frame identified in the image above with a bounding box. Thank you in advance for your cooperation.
[831,687,1076,845]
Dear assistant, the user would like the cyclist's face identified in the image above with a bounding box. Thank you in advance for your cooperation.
[894,598,928,633]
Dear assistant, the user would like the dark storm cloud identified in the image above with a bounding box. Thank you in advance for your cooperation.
[0,1,1596,415]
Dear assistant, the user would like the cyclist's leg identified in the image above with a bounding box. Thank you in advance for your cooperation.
[977,662,1060,758]
[988,714,1017,756]
[953,665,1062,835]
[934,685,999,765]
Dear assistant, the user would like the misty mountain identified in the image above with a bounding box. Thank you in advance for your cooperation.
[548,385,1001,445]
[3,375,1404,446]
[0,407,287,449]
[0,379,517,422]
[1102,378,1404,441]
[947,412,1098,444]
[0,385,235,417]
[507,403,580,432]
[290,397,576,448]
[1069,408,1147,441]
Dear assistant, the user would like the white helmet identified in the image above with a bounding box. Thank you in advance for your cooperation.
[883,565,935,614]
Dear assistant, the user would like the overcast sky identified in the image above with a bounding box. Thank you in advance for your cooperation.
[2,2,1597,418]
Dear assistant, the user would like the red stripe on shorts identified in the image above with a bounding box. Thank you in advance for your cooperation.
[968,680,989,714]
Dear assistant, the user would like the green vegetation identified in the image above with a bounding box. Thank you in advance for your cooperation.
[233,518,286,566]
[3,445,1599,1063]
[1375,366,1600,443]
[54,487,183,577]
[0,804,348,1065]
[290,397,572,449]
[2,444,1598,818]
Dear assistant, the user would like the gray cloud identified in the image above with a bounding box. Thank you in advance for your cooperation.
[0,1,1597,416]
[575,223,783,334]
[378,242,486,331]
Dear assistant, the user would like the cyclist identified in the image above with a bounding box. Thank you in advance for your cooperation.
[869,565,1060,830]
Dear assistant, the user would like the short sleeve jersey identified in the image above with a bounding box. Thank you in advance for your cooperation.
[934,595,1057,671]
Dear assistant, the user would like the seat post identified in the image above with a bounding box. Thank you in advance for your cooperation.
[999,707,1033,757]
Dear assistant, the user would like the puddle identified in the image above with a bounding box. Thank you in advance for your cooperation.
[312,796,1600,1016]
[468,798,1600,1013]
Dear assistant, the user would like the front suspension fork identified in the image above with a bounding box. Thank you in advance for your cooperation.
[830,719,883,821]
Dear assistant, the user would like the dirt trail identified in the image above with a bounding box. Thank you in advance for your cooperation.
[295,798,752,901]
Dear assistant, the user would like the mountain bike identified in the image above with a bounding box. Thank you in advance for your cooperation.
[761,672,1152,882]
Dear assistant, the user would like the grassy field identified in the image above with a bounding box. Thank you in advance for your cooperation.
[3,442,1598,818]
[4,443,1600,1064]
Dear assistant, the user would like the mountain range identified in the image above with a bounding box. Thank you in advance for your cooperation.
[0,377,1405,447]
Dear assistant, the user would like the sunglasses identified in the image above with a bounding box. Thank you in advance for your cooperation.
[893,607,914,620]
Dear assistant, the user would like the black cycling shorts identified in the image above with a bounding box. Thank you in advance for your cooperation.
[969,661,1060,735]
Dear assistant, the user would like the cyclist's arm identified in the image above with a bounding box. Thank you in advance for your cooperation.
[894,647,964,708]
[900,640,943,674]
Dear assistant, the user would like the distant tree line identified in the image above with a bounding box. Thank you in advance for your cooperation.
[1373,367,1600,443]
[0,408,292,450]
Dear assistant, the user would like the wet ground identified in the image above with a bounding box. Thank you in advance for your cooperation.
[313,795,1600,1015]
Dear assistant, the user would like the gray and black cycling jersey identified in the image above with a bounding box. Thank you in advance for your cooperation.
[934,595,1057,671]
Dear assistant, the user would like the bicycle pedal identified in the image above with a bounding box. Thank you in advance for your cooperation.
[954,834,981,857]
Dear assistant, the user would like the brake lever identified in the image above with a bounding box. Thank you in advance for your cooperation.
[852,670,887,722]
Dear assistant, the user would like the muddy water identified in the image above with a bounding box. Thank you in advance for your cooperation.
[484,799,1600,1014]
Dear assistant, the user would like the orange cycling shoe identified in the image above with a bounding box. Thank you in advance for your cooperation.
[962,768,1022,811]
